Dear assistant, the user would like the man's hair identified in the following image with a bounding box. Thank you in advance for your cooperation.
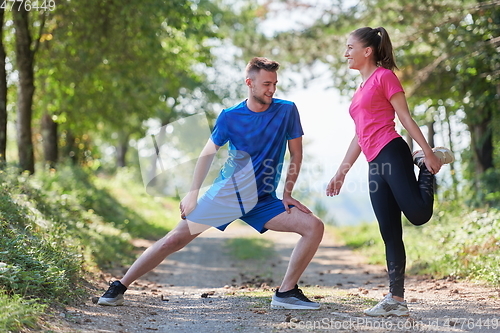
[246,57,280,79]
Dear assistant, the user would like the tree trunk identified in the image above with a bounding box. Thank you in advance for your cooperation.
[116,132,129,168]
[470,119,493,175]
[426,121,435,148]
[41,112,58,168]
[13,8,35,174]
[443,107,458,199]
[0,9,7,166]
[63,131,78,165]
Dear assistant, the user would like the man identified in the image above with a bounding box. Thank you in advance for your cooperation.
[98,57,324,310]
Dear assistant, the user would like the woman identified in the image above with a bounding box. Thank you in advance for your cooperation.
[326,27,453,317]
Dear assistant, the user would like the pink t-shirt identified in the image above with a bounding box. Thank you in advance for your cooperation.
[349,67,404,162]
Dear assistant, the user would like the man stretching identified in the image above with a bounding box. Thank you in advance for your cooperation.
[98,57,324,310]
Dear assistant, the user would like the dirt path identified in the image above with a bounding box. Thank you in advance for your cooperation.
[52,223,500,333]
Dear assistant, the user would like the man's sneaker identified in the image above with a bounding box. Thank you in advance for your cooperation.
[412,147,454,167]
[270,285,320,310]
[364,293,409,317]
[97,281,127,306]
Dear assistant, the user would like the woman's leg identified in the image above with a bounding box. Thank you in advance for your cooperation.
[375,138,435,226]
[369,166,406,298]
[369,138,437,299]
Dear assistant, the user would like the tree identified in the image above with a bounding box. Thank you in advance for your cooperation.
[0,8,7,166]
[13,8,37,173]
[35,0,246,168]
[234,0,500,204]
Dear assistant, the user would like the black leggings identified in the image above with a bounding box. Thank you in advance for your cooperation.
[368,137,434,298]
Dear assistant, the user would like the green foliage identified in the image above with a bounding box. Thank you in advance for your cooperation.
[0,165,180,330]
[333,223,385,265]
[464,167,500,208]
[335,203,500,286]
[0,170,84,302]
[225,236,276,260]
[242,0,499,207]
[33,0,252,167]
[408,206,500,285]
[0,291,45,332]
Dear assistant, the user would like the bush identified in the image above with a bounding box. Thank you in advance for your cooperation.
[334,202,500,286]
[0,165,180,330]
[411,207,500,285]
[0,172,83,302]
[0,291,45,332]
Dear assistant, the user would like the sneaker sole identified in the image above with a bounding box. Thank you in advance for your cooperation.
[412,148,454,165]
[433,147,454,164]
[364,310,409,317]
[97,298,124,306]
[270,300,320,310]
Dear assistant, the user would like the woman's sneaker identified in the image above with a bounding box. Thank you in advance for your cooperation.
[271,285,320,310]
[364,293,409,317]
[412,147,454,167]
[97,281,127,306]
[432,147,455,164]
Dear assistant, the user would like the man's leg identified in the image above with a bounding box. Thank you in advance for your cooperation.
[263,207,324,292]
[98,219,207,306]
[120,219,207,286]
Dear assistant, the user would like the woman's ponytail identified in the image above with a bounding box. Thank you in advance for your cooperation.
[351,26,398,71]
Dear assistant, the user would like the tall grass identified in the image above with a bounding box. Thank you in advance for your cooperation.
[334,202,500,286]
[0,165,179,331]
[225,236,276,260]
[0,292,45,332]
[0,169,84,301]
[407,204,500,285]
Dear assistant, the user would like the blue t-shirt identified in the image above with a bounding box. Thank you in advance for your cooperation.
[210,98,304,199]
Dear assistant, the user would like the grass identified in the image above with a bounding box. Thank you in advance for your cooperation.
[0,165,179,331]
[1,162,498,331]
[224,236,276,260]
[405,205,500,284]
[330,223,385,265]
[0,292,45,332]
[224,234,279,288]
[332,202,500,286]
[0,170,85,302]
[93,167,179,239]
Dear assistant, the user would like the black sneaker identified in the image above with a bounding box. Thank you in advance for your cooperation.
[97,281,127,306]
[412,150,426,168]
[270,285,320,310]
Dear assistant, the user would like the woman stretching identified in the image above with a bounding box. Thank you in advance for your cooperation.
[326,26,453,317]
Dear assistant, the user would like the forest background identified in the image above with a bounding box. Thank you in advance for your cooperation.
[0,0,499,331]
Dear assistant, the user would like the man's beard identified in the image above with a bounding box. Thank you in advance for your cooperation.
[252,94,271,105]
